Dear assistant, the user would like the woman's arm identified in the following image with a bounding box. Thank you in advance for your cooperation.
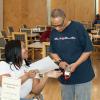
[19,70,36,84]
[32,75,48,95]
[32,70,63,95]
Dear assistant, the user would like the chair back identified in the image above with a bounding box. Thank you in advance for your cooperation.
[7,26,14,35]
[0,32,3,37]
[42,42,50,57]
[12,32,28,48]
[22,24,27,28]
[20,28,32,34]
[0,38,6,60]
[1,30,7,37]
[95,24,100,29]
[0,38,6,47]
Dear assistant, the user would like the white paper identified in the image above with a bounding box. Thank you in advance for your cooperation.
[29,56,59,74]
[1,76,21,100]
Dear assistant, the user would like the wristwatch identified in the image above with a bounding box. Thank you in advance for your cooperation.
[39,73,44,78]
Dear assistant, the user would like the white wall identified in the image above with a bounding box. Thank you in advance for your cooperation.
[0,0,3,31]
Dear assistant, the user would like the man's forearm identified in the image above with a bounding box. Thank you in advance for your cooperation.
[50,51,92,70]
[50,53,61,61]
[75,51,92,67]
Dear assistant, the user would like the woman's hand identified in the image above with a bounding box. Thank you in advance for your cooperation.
[46,70,63,78]
[25,70,38,79]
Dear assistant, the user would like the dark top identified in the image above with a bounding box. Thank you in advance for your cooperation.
[93,20,100,25]
[49,21,95,84]
[92,20,100,27]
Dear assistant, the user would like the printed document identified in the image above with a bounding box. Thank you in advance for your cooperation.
[1,76,21,100]
[29,56,59,74]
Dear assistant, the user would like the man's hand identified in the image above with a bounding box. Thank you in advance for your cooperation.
[69,63,78,73]
[59,61,69,70]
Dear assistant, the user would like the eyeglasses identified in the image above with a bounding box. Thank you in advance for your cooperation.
[51,20,64,29]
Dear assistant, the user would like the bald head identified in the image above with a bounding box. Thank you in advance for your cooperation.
[51,9,66,19]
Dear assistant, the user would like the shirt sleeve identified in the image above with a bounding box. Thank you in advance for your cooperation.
[0,61,11,75]
[77,23,93,52]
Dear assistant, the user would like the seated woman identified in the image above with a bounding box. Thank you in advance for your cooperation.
[0,40,62,100]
